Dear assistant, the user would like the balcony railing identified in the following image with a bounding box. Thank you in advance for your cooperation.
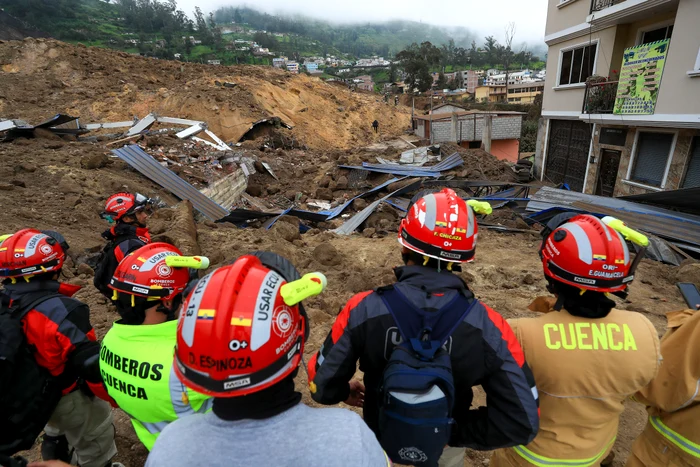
[582,79,619,114]
[590,0,624,13]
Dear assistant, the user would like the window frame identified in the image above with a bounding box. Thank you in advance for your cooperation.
[556,39,600,88]
[681,136,700,188]
[689,47,700,77]
[636,20,674,46]
[624,129,678,190]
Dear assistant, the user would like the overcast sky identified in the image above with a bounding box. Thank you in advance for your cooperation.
[174,0,548,44]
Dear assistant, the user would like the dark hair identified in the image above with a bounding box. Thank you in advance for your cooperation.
[402,249,462,272]
[547,278,616,318]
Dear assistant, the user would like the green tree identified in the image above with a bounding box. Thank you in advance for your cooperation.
[193,6,212,45]
[436,72,448,89]
[396,42,441,93]
[209,11,223,50]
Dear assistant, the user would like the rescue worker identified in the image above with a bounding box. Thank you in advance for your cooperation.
[147,253,390,466]
[94,192,153,299]
[308,189,540,467]
[372,119,379,133]
[490,213,661,467]
[627,307,700,466]
[99,243,212,451]
[0,229,118,467]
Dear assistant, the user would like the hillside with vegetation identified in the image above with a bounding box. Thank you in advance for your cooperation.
[212,6,479,58]
[0,1,544,65]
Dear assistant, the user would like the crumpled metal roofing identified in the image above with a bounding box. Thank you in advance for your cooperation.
[339,153,463,178]
[527,187,700,249]
[619,187,700,215]
[321,177,404,220]
[112,145,229,221]
[333,179,422,235]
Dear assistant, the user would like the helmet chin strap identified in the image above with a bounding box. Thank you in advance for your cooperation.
[156,294,182,322]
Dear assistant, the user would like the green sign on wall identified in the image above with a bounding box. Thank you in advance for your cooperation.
[613,39,670,115]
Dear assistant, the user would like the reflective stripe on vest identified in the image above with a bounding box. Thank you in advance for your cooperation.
[136,366,213,437]
[650,416,700,459]
[512,437,615,467]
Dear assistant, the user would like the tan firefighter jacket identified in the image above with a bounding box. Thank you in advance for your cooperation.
[634,309,700,463]
[501,306,661,467]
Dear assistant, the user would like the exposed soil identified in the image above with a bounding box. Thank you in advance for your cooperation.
[1,39,691,467]
[0,38,411,150]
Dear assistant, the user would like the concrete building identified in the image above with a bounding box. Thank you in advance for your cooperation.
[431,103,468,115]
[485,70,534,86]
[354,75,374,92]
[412,111,525,162]
[537,0,700,195]
[460,70,480,94]
[507,82,545,104]
[286,62,299,74]
[475,85,507,103]
[272,57,287,68]
[305,63,319,73]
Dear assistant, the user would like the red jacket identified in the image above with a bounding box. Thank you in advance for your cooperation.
[4,280,112,402]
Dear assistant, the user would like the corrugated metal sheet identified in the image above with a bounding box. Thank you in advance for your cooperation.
[571,201,700,248]
[322,177,403,220]
[619,187,700,214]
[526,187,700,248]
[526,186,690,217]
[112,145,229,221]
[339,153,463,178]
[334,179,422,235]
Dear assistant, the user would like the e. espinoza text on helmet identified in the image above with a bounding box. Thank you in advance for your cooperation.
[100,347,164,400]
[188,353,253,371]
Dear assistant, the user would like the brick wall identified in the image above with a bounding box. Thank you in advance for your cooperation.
[199,169,247,210]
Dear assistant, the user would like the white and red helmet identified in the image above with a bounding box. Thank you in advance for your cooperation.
[101,192,153,222]
[540,214,644,293]
[174,252,311,398]
[0,229,67,278]
[398,189,480,263]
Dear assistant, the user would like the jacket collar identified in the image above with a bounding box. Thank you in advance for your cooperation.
[102,223,150,243]
[393,265,470,293]
[3,279,81,299]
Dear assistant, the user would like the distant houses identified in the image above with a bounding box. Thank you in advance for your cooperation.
[272,57,287,68]
[286,62,299,74]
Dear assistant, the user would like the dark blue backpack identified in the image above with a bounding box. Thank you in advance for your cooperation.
[376,286,477,467]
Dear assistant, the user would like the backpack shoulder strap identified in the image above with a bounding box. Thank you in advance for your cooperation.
[7,291,64,321]
[378,286,478,359]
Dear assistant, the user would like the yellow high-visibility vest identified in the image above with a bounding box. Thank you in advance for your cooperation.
[100,320,212,450]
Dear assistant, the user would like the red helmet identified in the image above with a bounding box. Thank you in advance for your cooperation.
[101,192,153,222]
[174,252,308,398]
[540,214,636,293]
[0,229,66,279]
[398,188,478,263]
[109,243,194,301]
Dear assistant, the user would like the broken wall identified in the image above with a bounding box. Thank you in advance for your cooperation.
[585,126,699,196]
[199,168,247,210]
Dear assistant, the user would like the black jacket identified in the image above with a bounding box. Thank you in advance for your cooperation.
[93,223,150,298]
[308,266,539,450]
[3,280,109,400]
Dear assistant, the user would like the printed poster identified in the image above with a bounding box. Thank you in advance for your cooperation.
[613,39,670,115]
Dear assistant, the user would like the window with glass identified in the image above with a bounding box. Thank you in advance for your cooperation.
[629,132,675,187]
[640,25,673,45]
[559,43,597,86]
